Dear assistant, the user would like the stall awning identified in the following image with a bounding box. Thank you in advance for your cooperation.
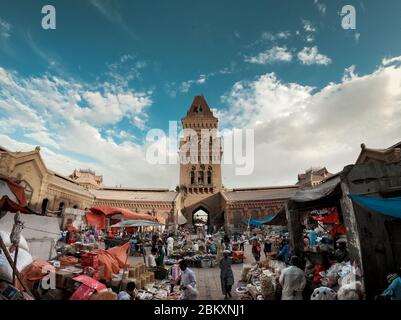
[291,176,341,203]
[0,176,29,213]
[85,211,106,229]
[249,216,274,226]
[89,206,157,221]
[350,194,401,220]
[110,219,163,228]
[264,208,288,226]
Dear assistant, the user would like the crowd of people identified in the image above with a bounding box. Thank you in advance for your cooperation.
[57,224,401,301]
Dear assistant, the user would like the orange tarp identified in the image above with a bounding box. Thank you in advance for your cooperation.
[17,260,55,290]
[85,211,106,229]
[90,206,157,221]
[0,176,27,206]
[92,242,130,281]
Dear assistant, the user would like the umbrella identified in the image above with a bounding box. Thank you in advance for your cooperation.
[110,219,163,228]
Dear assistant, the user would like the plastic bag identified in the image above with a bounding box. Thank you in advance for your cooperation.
[0,249,33,282]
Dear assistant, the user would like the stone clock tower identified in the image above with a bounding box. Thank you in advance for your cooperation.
[179,96,224,228]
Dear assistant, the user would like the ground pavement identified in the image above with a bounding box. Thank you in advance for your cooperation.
[128,243,256,300]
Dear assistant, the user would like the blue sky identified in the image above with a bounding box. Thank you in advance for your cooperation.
[1,0,401,188]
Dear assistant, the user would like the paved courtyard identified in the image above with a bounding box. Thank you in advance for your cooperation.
[128,244,256,300]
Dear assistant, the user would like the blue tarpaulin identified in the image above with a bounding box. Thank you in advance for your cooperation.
[248,216,274,226]
[350,194,401,219]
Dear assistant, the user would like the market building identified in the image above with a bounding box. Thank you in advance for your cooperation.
[0,96,321,233]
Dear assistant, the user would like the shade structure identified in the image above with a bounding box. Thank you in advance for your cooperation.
[350,194,401,220]
[89,206,157,221]
[249,216,274,226]
[0,176,30,214]
[110,219,163,228]
[264,208,288,226]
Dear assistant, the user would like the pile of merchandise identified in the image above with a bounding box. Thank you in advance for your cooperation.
[236,258,286,300]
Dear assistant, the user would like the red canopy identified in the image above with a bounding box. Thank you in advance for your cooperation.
[85,211,106,229]
[90,206,157,221]
[0,196,30,214]
[0,176,27,207]
[85,206,157,230]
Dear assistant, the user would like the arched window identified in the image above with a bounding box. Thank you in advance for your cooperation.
[207,171,212,185]
[198,171,204,185]
[58,202,65,215]
[73,205,78,209]
[233,210,242,228]
[41,198,49,215]
[190,171,195,185]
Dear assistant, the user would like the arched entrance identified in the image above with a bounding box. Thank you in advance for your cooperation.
[192,206,210,236]
[41,198,49,215]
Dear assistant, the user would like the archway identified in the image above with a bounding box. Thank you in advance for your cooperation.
[192,206,210,236]
[41,198,49,215]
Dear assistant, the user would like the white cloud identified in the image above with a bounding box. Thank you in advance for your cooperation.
[25,131,60,149]
[355,33,360,45]
[314,0,327,15]
[302,19,317,33]
[342,65,357,82]
[297,46,332,65]
[219,58,401,187]
[261,31,291,41]
[245,46,292,64]
[305,34,315,43]
[0,66,177,188]
[179,74,211,93]
[0,17,11,38]
[382,56,401,66]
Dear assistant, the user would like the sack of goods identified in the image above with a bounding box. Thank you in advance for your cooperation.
[241,264,252,282]
[260,270,276,300]
[0,248,33,283]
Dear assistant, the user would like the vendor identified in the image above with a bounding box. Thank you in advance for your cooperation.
[147,247,158,268]
[251,238,262,263]
[156,239,165,266]
[309,226,317,247]
[263,237,272,258]
[118,282,138,300]
[279,256,306,300]
[178,259,198,300]
[209,241,217,254]
[379,271,401,300]
[166,234,174,257]
[277,240,289,265]
[169,263,182,293]
[334,241,349,263]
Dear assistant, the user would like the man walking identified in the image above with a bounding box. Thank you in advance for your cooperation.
[279,256,306,300]
[219,250,234,299]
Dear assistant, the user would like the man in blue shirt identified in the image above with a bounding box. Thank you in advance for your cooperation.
[381,272,401,300]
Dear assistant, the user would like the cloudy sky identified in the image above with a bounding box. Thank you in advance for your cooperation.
[0,0,400,189]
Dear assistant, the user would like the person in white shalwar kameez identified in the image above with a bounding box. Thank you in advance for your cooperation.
[279,256,306,300]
